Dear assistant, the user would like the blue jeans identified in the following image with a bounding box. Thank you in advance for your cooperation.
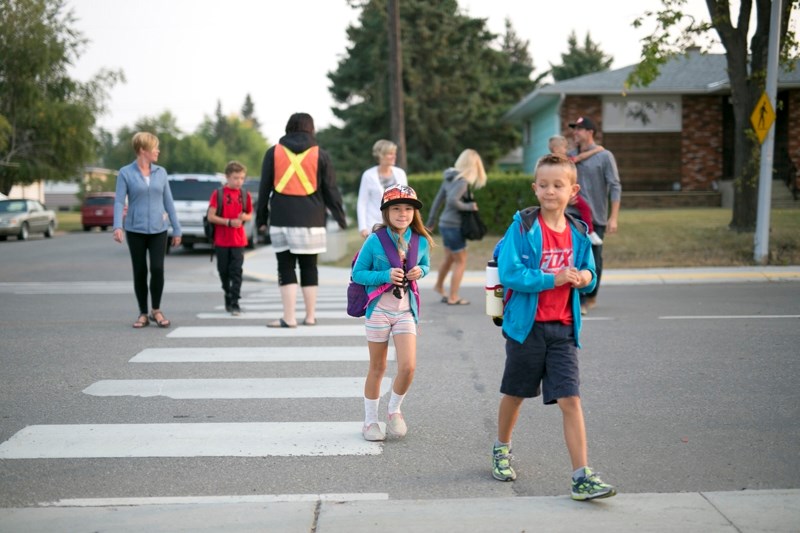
[439,225,466,253]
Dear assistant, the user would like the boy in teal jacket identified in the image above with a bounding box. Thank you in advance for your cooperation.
[492,154,616,501]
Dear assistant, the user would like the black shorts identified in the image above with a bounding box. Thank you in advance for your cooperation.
[500,321,580,404]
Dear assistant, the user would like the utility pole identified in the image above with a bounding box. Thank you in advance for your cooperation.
[387,0,407,169]
[753,0,782,264]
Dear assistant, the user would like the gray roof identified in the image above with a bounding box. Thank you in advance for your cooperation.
[506,52,800,121]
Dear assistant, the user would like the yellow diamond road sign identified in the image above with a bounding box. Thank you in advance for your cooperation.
[750,92,775,144]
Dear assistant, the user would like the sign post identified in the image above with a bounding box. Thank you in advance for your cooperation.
[753,0,781,264]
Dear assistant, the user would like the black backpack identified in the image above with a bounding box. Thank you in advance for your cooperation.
[203,188,224,244]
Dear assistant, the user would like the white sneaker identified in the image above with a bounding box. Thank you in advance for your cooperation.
[386,413,407,438]
[362,423,385,441]
[588,232,603,245]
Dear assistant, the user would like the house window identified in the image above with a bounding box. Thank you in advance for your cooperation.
[602,96,682,132]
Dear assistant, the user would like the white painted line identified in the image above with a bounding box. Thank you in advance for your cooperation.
[198,311,350,320]
[214,303,344,311]
[659,314,800,320]
[130,346,395,363]
[0,422,383,458]
[240,296,344,304]
[83,377,390,399]
[167,325,365,338]
[43,493,390,507]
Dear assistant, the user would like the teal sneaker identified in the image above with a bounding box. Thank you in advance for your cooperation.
[571,467,616,500]
[491,444,516,481]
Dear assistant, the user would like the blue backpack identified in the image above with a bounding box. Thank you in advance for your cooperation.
[347,228,420,318]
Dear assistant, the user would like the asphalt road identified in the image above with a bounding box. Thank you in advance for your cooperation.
[1,232,798,509]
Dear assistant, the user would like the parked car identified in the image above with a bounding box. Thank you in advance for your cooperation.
[168,174,223,250]
[81,192,116,231]
[0,199,57,241]
[243,179,265,247]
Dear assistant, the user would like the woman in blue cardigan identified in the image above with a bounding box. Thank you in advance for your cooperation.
[113,132,181,328]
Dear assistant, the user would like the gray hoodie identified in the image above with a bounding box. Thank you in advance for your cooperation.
[424,168,477,229]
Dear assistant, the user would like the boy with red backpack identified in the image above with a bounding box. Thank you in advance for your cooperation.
[206,161,253,316]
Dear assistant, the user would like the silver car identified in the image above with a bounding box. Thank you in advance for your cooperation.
[0,199,57,241]
[168,174,260,250]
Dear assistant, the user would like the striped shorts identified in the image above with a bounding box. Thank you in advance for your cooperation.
[365,308,417,343]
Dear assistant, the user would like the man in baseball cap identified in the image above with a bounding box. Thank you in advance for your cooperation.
[568,116,597,131]
[567,114,621,315]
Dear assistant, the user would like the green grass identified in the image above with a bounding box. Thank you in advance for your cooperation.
[56,211,82,232]
[324,208,800,269]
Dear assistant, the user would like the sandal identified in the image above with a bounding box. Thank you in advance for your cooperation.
[267,318,297,328]
[149,310,171,328]
[132,314,149,329]
[446,298,470,305]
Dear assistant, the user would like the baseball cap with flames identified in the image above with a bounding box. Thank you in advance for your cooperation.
[380,184,423,210]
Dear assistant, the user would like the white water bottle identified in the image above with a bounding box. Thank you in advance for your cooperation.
[485,260,503,319]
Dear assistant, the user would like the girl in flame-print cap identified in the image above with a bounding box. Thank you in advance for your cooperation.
[353,183,434,442]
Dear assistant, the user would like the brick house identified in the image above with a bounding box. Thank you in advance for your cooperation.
[504,51,800,201]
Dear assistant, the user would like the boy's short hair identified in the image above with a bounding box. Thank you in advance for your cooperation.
[225,160,247,176]
[535,154,578,185]
[132,132,159,153]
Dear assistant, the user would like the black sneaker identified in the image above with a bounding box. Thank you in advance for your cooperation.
[230,303,241,316]
[224,295,232,313]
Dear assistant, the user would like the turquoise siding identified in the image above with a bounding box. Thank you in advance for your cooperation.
[522,100,562,174]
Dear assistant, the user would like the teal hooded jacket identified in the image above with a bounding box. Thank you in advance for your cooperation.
[497,209,596,346]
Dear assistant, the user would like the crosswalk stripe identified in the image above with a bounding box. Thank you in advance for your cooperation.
[168,325,365,338]
[0,422,383,458]
[83,377,390,399]
[198,311,351,320]
[240,296,344,303]
[214,303,344,311]
[43,493,390,507]
[130,346,395,363]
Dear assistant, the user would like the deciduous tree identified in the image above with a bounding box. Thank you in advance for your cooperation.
[0,0,122,195]
[628,0,798,231]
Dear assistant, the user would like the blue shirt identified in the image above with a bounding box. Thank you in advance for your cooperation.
[114,161,181,236]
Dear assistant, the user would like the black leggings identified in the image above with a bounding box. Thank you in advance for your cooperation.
[126,230,168,314]
[276,250,318,286]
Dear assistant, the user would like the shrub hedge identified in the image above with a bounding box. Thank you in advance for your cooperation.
[408,172,538,234]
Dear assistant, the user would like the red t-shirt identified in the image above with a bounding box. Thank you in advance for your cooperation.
[535,215,574,325]
[209,186,252,248]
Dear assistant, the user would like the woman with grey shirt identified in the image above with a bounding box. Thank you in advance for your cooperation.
[113,132,182,328]
[425,149,486,305]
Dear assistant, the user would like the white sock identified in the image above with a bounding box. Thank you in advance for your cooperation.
[387,390,406,415]
[364,397,380,426]
[573,466,588,480]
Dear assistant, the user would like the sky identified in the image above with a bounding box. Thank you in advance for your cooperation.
[66,0,725,145]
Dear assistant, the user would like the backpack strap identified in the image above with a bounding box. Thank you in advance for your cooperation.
[216,188,224,217]
[565,211,588,235]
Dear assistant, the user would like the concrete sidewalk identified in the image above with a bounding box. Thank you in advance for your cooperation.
[243,245,800,287]
[2,489,799,532]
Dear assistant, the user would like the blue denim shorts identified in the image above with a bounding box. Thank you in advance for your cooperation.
[501,322,580,404]
[439,226,466,253]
